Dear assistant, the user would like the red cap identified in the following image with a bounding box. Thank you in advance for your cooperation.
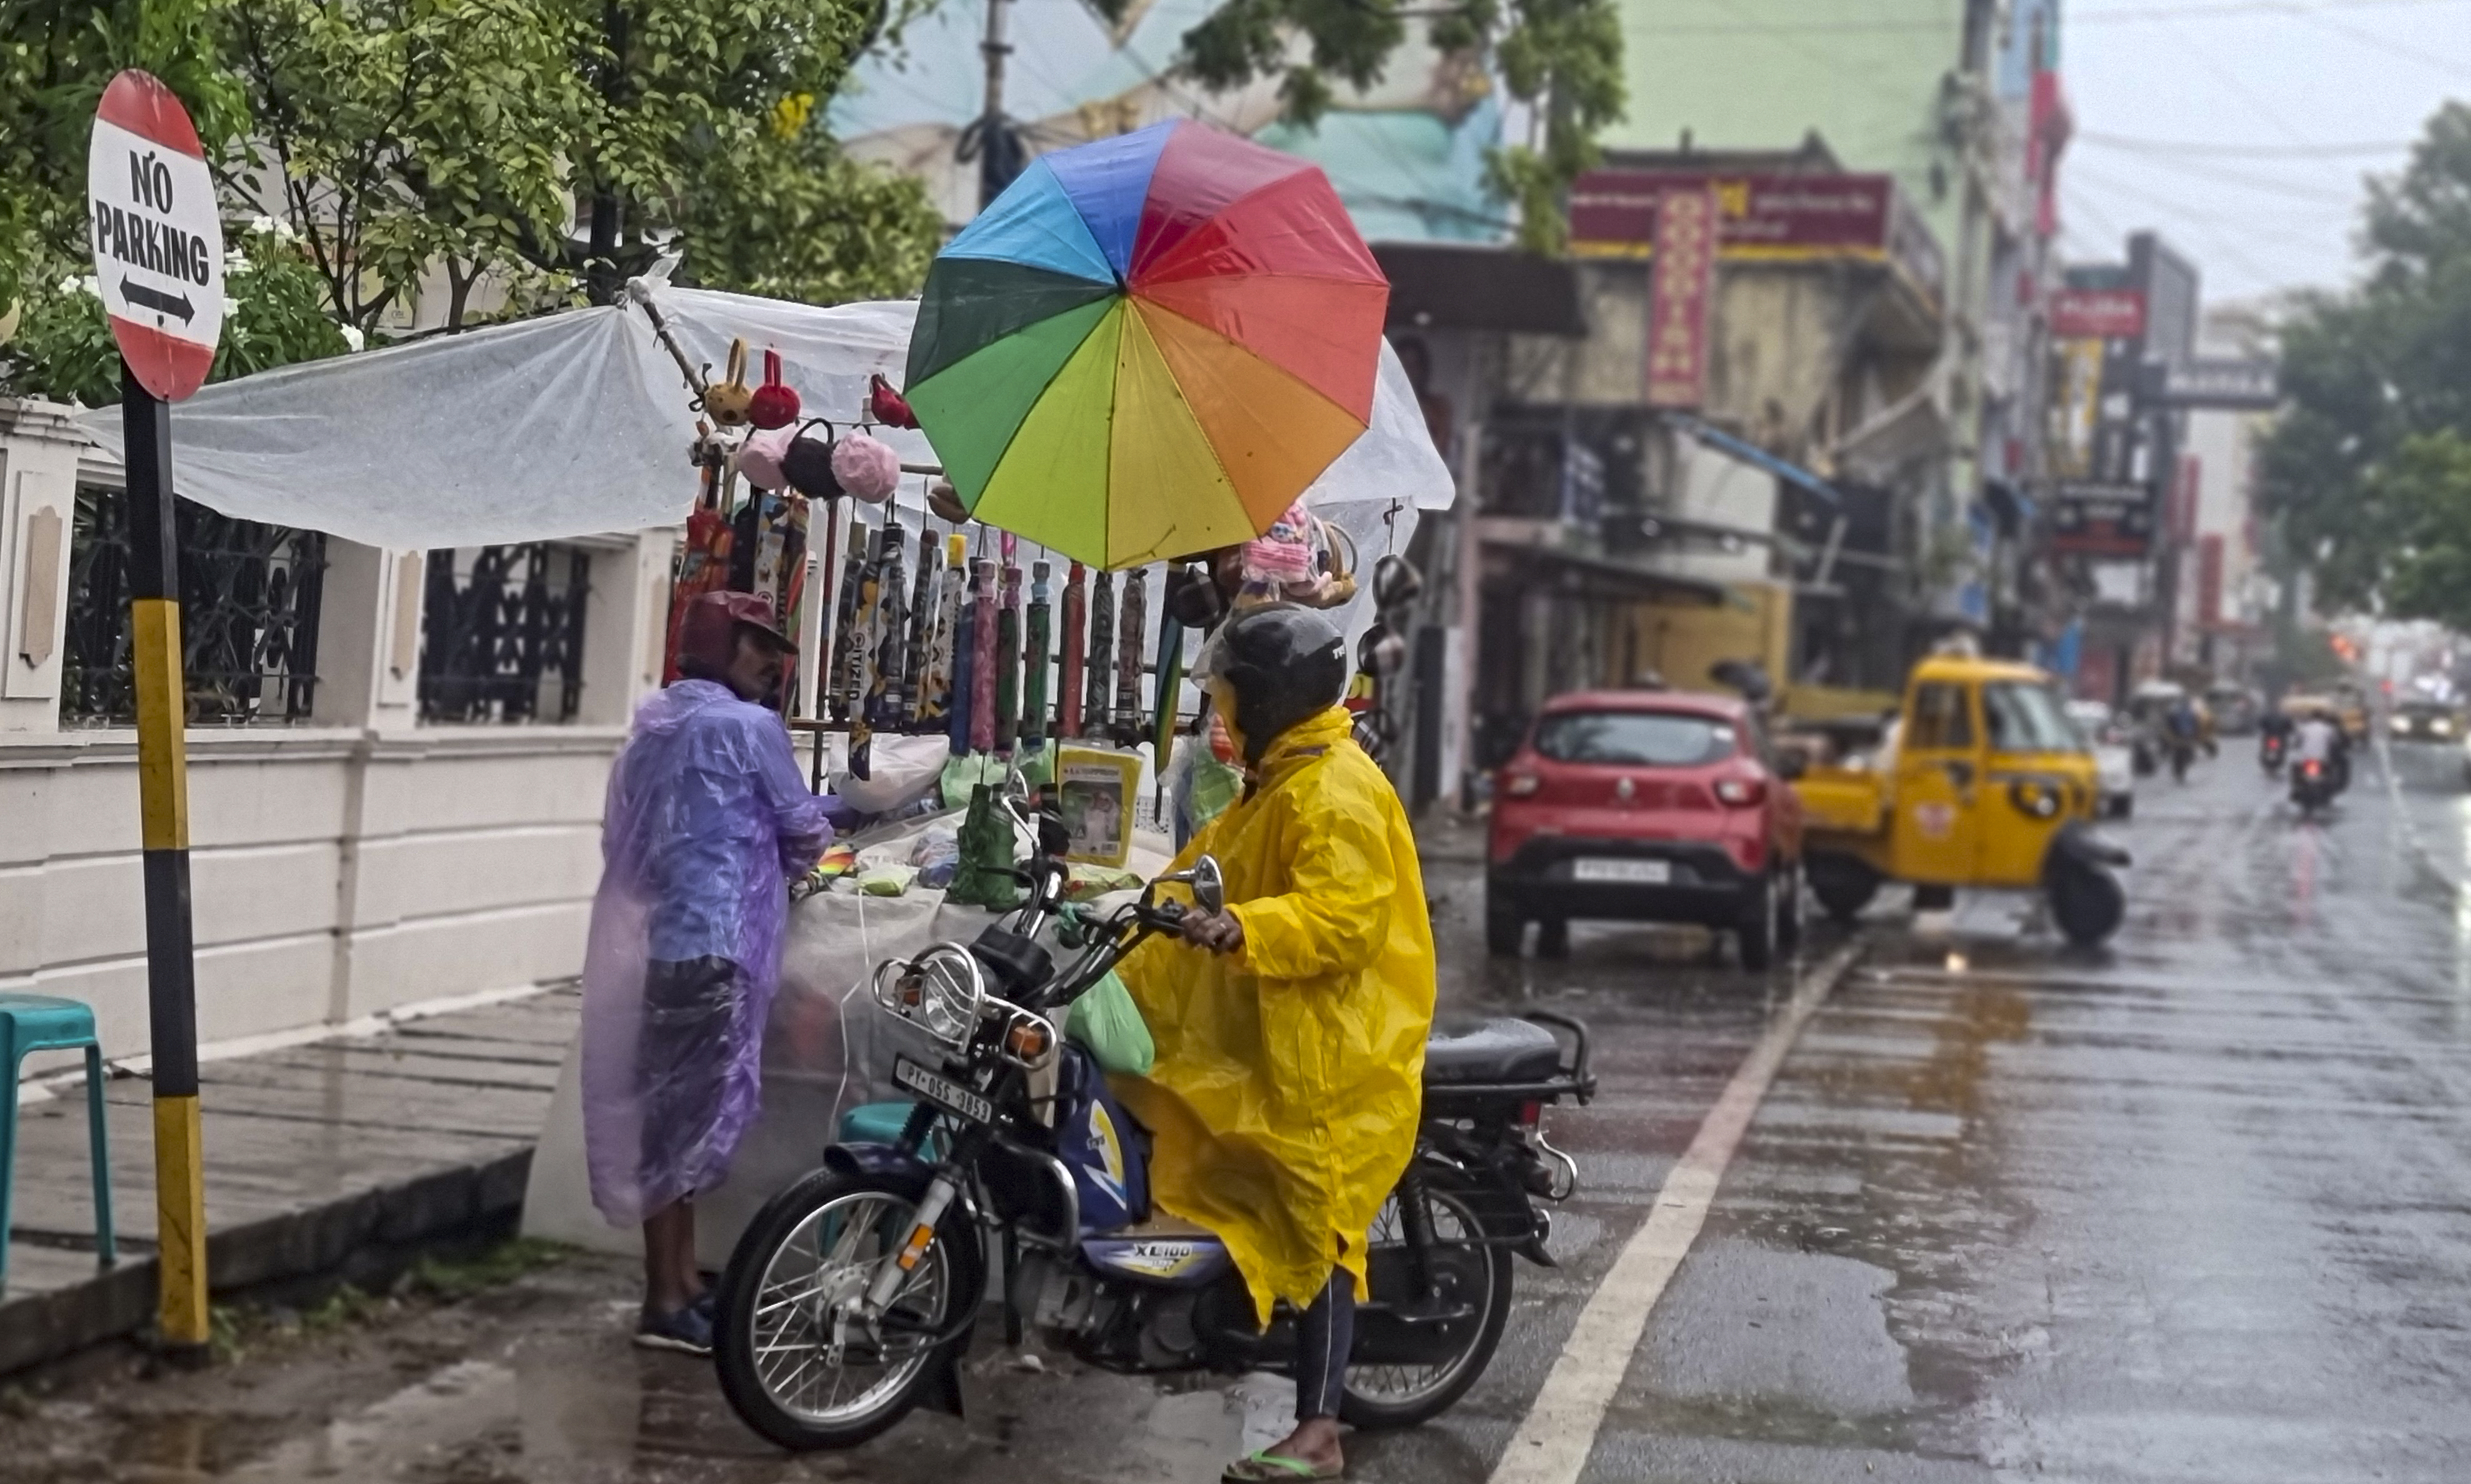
[677,590,797,676]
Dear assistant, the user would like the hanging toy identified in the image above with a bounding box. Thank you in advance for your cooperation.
[747,347,801,430]
[869,372,921,430]
[705,339,755,426]
[780,419,842,500]
[833,430,902,503]
[738,423,795,491]
[926,476,970,526]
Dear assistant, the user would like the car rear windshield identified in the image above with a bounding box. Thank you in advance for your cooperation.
[1983,681,2085,754]
[1534,710,1737,766]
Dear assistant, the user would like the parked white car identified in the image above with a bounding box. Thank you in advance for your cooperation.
[2066,700,2137,819]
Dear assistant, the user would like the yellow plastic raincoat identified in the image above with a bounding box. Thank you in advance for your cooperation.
[1115,707,1435,1323]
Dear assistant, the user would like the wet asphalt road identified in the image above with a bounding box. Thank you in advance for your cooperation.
[8,739,2471,1482]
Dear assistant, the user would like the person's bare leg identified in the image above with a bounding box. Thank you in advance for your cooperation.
[642,1199,700,1315]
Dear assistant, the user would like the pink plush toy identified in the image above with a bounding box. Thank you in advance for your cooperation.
[832,430,901,503]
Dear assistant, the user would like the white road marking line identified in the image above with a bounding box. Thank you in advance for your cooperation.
[1485,940,1864,1484]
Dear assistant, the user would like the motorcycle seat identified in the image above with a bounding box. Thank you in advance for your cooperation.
[1422,1017,1563,1085]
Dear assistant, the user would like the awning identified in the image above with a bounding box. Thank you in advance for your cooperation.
[1667,414,1841,508]
[78,282,1458,551]
[1486,540,1731,607]
[1373,242,1586,336]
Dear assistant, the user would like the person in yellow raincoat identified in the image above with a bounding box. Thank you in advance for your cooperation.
[1114,605,1436,1482]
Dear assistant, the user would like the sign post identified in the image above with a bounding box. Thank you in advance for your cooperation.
[89,68,225,1359]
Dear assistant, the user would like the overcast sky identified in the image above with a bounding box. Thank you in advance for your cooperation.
[2059,0,2467,306]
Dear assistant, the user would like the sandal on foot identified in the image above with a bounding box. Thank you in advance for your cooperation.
[1222,1450,1343,1481]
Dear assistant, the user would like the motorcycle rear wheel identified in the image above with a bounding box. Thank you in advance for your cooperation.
[1340,1183,1514,1430]
[714,1169,977,1452]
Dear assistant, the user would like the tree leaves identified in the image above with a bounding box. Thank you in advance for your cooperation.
[2260,102,2471,619]
[1162,0,1620,253]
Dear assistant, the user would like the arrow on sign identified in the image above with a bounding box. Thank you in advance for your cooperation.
[121,278,195,323]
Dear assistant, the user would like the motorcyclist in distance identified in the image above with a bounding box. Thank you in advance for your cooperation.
[2294,706,2347,793]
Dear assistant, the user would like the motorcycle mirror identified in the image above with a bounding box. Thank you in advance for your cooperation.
[1155,855,1227,916]
[1037,808,1071,860]
[1190,856,1225,916]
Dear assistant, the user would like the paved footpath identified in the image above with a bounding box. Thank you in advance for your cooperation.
[2,988,575,1373]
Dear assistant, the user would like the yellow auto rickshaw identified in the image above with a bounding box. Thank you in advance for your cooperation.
[1788,654,2129,946]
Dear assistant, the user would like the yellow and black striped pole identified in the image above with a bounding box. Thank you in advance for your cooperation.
[121,363,209,1357]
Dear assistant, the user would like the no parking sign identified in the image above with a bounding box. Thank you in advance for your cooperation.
[87,69,224,401]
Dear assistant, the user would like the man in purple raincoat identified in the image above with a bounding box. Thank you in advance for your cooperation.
[582,590,846,1354]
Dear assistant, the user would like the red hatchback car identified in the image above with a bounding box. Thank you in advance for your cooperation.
[1487,690,1805,967]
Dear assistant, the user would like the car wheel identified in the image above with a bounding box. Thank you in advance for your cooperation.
[1534,917,1571,959]
[1485,902,1524,957]
[1736,877,1777,972]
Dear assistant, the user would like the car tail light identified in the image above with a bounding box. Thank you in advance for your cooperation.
[1505,772,1541,797]
[1713,777,1766,808]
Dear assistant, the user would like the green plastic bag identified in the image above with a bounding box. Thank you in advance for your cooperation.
[1065,970,1153,1076]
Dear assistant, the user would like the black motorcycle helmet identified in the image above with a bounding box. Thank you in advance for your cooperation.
[1198,604,1349,763]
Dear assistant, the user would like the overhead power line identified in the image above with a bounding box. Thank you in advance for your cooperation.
[1623,0,2470,35]
[2076,131,2416,158]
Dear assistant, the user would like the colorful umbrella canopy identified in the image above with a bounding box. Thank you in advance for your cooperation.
[903,120,1390,570]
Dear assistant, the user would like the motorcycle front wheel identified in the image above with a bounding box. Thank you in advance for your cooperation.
[1340,1182,1515,1430]
[714,1169,979,1452]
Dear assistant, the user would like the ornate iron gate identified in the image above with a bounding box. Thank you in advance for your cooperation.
[417,545,591,723]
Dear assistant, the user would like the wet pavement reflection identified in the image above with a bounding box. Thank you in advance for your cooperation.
[5,749,2468,1481]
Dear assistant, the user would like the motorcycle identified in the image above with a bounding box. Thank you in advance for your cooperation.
[712,808,1593,1452]
[2290,756,2339,817]
[2259,731,2288,776]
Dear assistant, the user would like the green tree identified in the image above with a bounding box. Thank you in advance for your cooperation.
[218,0,595,333]
[2259,101,2471,617]
[541,0,940,304]
[1160,0,1623,253]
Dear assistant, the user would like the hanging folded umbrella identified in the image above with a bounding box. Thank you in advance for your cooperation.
[903,119,1390,570]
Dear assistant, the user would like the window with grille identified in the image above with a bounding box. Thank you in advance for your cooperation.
[58,484,325,726]
[417,544,591,724]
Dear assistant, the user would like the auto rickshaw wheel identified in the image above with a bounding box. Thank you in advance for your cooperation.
[1808,855,1880,923]
[2048,859,2126,947]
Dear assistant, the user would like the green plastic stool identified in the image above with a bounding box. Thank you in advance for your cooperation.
[0,994,117,1292]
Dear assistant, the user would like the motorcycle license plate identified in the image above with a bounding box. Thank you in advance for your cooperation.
[1573,858,1669,884]
[894,1057,994,1125]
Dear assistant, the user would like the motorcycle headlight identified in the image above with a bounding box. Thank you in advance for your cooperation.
[875,944,987,1047]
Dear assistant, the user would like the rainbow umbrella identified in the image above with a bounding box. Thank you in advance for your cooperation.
[903,120,1389,570]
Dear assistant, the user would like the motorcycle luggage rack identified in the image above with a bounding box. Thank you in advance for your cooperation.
[1422,1011,1595,1110]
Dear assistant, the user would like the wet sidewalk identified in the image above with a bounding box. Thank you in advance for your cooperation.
[2,987,576,1375]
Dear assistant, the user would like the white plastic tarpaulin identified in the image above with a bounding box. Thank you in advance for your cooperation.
[77,282,1456,552]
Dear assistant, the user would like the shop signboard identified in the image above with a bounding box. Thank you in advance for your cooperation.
[2048,480,2154,557]
[2050,288,2144,341]
[1643,186,1717,408]
[1570,168,1944,308]
[2143,357,2279,410]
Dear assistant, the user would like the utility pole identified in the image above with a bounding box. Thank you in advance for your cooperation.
[972,0,1023,208]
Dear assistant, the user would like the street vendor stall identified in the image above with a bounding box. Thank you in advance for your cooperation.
[76,124,1454,1267]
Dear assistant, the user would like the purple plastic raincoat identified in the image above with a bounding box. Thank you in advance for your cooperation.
[581,680,845,1226]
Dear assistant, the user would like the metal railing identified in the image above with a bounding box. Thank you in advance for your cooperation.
[417,544,591,724]
[58,484,325,725]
